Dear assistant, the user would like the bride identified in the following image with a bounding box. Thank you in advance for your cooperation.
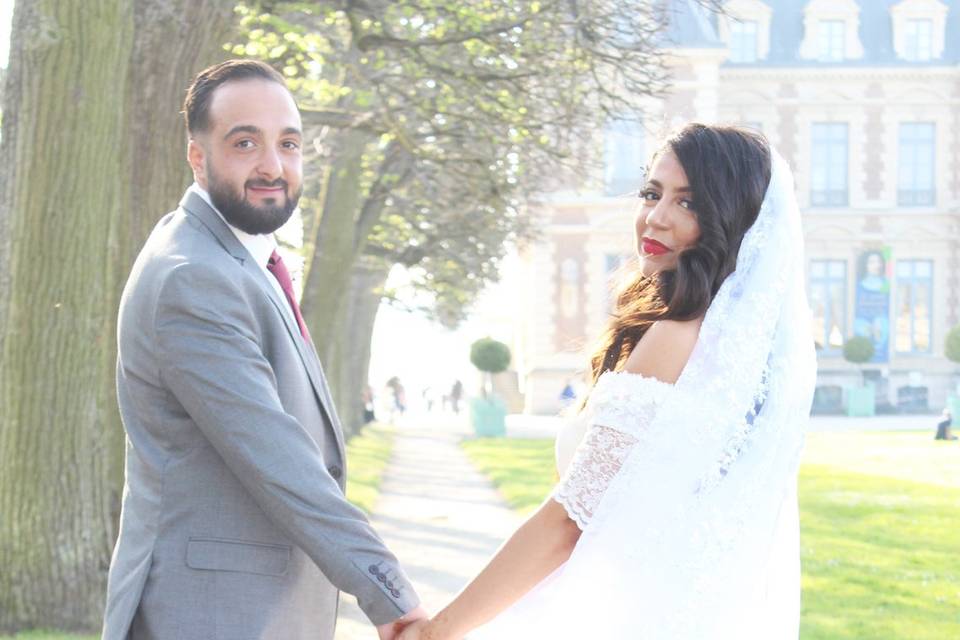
[401,123,816,639]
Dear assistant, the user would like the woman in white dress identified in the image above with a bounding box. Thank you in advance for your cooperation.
[400,123,816,640]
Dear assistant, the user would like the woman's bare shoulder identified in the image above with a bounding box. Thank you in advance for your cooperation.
[622,318,703,384]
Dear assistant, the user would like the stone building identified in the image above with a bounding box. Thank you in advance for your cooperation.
[514,0,960,415]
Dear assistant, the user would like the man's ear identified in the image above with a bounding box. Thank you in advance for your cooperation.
[187,138,207,188]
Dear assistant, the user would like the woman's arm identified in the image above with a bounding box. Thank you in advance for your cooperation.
[411,497,581,640]
[402,318,703,640]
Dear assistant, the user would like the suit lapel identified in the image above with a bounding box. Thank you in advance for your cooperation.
[180,191,346,462]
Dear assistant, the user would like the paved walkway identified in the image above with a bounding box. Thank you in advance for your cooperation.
[335,414,521,639]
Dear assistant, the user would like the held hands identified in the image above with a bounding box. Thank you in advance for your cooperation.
[396,615,466,640]
[396,617,429,640]
[377,605,429,640]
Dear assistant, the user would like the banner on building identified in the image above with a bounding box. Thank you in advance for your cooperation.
[853,247,892,363]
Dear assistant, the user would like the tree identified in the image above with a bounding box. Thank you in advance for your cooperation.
[0,0,238,632]
[945,324,960,365]
[843,336,875,385]
[236,0,675,433]
[470,337,512,396]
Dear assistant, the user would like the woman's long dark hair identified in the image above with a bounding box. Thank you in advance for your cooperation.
[588,123,772,384]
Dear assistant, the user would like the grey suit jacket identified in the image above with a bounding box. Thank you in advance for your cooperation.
[102,191,418,640]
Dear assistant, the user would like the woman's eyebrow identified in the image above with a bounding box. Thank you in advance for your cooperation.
[647,178,692,193]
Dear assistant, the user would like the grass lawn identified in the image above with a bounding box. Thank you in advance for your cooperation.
[462,430,960,639]
[344,422,397,514]
[1,423,397,640]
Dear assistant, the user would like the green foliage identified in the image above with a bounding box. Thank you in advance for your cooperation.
[945,324,960,364]
[233,0,669,326]
[462,432,960,639]
[842,335,875,364]
[470,337,511,373]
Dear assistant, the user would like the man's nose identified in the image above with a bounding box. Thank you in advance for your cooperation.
[256,147,283,181]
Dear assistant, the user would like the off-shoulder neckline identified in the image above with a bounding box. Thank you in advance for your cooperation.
[596,369,676,388]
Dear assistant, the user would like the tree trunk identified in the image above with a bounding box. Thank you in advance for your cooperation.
[325,259,390,438]
[301,127,374,357]
[0,0,236,632]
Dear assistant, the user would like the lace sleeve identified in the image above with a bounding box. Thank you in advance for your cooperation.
[553,424,637,529]
[552,371,674,530]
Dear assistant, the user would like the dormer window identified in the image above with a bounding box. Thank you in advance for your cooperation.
[903,19,934,61]
[719,0,773,63]
[818,20,846,62]
[799,0,864,62]
[891,1,947,62]
[729,20,759,63]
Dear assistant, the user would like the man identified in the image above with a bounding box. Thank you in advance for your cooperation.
[102,60,426,640]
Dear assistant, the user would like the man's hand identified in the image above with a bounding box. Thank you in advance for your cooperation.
[396,618,429,640]
[377,605,429,640]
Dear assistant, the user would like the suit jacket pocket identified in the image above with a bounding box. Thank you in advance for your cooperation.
[186,537,291,577]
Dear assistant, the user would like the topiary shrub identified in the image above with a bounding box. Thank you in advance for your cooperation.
[843,336,875,388]
[470,337,511,375]
[946,325,960,364]
[469,337,511,436]
[843,335,875,365]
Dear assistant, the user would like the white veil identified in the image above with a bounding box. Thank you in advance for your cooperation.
[476,150,817,639]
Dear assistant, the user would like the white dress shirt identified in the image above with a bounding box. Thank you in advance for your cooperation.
[187,183,297,326]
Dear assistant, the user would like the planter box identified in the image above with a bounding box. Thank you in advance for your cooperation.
[845,384,876,417]
[470,396,507,437]
[949,395,960,427]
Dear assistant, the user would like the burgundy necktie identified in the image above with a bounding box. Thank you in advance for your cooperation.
[266,250,312,343]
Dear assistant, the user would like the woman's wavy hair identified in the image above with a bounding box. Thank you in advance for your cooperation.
[587,123,772,385]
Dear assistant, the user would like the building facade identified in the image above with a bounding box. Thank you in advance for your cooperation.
[515,0,960,415]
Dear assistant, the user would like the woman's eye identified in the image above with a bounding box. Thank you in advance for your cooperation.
[679,199,693,210]
[639,190,659,202]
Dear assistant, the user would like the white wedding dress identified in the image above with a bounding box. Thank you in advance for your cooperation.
[472,150,816,639]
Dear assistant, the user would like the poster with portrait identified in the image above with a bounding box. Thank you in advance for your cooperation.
[853,247,892,363]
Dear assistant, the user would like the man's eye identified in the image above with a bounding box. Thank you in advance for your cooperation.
[282,141,300,150]
[236,140,255,149]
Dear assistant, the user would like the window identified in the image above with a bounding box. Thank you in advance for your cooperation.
[603,119,645,196]
[729,20,759,63]
[891,1,948,62]
[818,20,846,61]
[898,123,935,206]
[811,123,848,207]
[605,254,629,310]
[903,18,934,61]
[809,260,847,354]
[894,260,933,353]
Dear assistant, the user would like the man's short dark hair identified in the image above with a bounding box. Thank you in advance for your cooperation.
[182,59,287,135]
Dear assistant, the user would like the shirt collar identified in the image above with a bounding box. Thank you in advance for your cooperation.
[188,182,276,269]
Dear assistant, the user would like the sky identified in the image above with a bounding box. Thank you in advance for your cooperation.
[0,1,11,68]
[367,256,521,408]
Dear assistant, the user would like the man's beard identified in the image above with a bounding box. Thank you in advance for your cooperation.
[206,164,301,235]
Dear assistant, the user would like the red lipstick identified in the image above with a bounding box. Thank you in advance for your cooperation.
[641,237,671,256]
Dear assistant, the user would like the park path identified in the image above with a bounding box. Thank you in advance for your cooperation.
[335,414,523,639]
